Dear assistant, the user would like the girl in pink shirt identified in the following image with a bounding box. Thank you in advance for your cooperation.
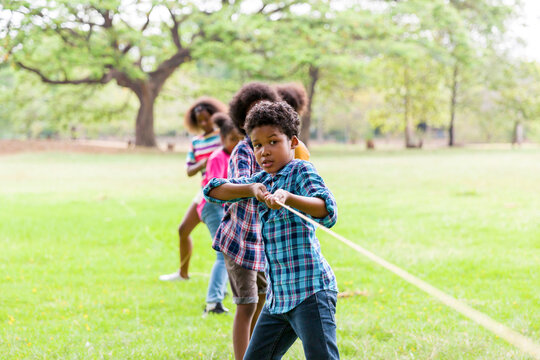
[200,113,244,315]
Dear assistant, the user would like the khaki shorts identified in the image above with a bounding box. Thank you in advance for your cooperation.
[223,254,267,305]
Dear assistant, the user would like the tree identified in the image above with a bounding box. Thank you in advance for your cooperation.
[442,0,519,146]
[231,1,388,146]
[366,1,452,147]
[490,59,540,144]
[1,0,297,146]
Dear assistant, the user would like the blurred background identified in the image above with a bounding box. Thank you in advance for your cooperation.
[1,0,539,150]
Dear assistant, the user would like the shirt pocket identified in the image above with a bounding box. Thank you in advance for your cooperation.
[268,207,292,221]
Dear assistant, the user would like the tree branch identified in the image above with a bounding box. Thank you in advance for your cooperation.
[90,6,114,28]
[149,49,190,90]
[167,7,183,49]
[258,1,300,15]
[52,27,79,47]
[17,62,113,85]
[141,5,155,32]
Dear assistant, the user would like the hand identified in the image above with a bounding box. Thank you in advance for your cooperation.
[264,189,289,210]
[199,158,208,169]
[250,183,268,202]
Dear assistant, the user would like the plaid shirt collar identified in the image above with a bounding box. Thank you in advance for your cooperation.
[274,159,294,176]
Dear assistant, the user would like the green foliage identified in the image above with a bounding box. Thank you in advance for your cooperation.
[0,65,135,138]
[0,0,537,144]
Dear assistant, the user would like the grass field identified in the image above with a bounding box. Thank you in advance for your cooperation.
[1,147,539,359]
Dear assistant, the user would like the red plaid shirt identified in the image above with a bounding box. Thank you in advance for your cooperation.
[211,138,265,271]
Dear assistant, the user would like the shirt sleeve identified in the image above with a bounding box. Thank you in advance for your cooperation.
[230,142,253,178]
[294,161,338,228]
[186,140,196,167]
[203,172,266,205]
[201,151,221,188]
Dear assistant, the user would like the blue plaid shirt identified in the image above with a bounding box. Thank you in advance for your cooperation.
[204,159,338,314]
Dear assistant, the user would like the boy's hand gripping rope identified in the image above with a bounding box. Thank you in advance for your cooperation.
[275,200,540,360]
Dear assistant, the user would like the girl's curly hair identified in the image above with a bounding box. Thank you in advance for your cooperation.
[229,82,280,135]
[184,97,228,133]
[275,83,308,116]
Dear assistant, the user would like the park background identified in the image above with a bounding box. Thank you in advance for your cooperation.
[1,1,539,359]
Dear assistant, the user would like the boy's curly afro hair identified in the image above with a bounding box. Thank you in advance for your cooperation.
[211,112,237,138]
[228,82,280,135]
[275,83,308,116]
[184,97,228,133]
[245,101,300,140]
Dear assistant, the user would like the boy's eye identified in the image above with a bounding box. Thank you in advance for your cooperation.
[254,144,261,148]
[270,140,277,145]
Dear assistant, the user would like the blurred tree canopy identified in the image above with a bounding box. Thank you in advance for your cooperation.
[1,0,539,146]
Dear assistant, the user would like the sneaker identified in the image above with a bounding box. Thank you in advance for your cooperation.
[203,302,229,316]
[159,272,188,282]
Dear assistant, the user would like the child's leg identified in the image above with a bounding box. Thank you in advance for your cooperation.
[201,203,228,303]
[206,252,228,303]
[178,201,200,278]
[288,290,339,360]
[223,255,266,360]
[251,272,267,334]
[233,303,257,360]
[243,307,298,360]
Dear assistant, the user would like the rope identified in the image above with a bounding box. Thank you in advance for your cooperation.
[275,200,540,360]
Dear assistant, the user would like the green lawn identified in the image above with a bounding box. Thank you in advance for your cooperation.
[1,147,539,359]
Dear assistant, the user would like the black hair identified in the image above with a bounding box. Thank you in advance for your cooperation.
[184,97,227,133]
[211,112,238,138]
[229,82,280,135]
[245,101,300,139]
[275,83,308,116]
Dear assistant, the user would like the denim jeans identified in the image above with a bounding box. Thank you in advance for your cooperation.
[244,290,339,360]
[201,202,228,303]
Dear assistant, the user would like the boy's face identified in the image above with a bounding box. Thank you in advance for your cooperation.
[250,125,298,175]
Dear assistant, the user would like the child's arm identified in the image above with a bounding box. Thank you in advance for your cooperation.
[203,169,267,204]
[266,161,338,228]
[264,190,329,218]
[186,158,207,177]
[209,182,268,202]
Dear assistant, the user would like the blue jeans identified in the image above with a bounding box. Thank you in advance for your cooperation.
[244,290,339,360]
[201,202,228,303]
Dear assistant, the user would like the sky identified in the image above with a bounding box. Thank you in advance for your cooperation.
[510,0,540,60]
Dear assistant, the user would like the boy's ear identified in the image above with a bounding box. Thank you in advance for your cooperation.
[290,136,299,150]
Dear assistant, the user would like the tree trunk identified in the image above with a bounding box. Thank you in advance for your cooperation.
[316,113,324,142]
[449,63,459,147]
[404,67,415,148]
[512,120,524,146]
[134,84,157,147]
[300,65,319,147]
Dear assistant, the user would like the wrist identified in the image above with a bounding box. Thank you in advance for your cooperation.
[281,191,291,205]
[249,183,258,197]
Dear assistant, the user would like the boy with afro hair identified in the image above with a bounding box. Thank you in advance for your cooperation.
[212,82,279,360]
[204,100,339,359]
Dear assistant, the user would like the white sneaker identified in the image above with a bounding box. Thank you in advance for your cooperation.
[159,272,188,282]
